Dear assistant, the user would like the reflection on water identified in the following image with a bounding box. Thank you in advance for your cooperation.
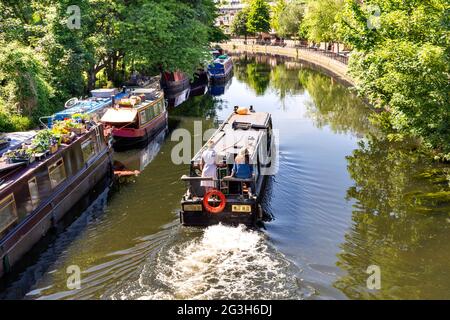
[114,130,167,172]
[1,53,449,300]
[336,138,450,299]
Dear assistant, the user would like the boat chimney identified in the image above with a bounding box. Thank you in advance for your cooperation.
[111,95,116,107]
[234,106,239,113]
[122,86,127,94]
[249,105,255,112]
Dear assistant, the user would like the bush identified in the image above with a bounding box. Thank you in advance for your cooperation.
[0,41,55,125]
[0,112,32,132]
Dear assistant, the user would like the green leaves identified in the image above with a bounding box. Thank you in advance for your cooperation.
[246,0,271,34]
[341,0,450,157]
[302,0,344,43]
[0,0,219,132]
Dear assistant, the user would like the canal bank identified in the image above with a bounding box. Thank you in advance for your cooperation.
[215,41,354,86]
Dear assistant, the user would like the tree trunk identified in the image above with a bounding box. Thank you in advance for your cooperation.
[87,68,97,93]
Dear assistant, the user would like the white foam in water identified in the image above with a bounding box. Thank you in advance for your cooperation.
[117,224,297,300]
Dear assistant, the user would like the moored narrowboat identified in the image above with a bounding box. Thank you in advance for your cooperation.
[45,88,128,128]
[180,107,275,227]
[0,121,113,278]
[207,54,233,82]
[160,71,190,94]
[101,88,168,150]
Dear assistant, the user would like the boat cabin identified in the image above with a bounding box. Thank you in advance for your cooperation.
[180,107,274,227]
[0,122,112,277]
[100,88,168,150]
[208,55,233,81]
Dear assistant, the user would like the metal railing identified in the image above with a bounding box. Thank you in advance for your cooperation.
[227,39,350,65]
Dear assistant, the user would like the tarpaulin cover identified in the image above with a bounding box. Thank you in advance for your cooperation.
[101,108,137,123]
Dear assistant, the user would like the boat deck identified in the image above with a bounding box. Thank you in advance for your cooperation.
[192,111,271,163]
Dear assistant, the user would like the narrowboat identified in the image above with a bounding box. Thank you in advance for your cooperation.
[180,107,275,227]
[160,71,190,94]
[0,121,113,278]
[46,88,128,128]
[100,88,168,150]
[211,48,223,59]
[207,55,233,82]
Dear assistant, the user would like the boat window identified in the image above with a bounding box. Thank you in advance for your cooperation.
[146,105,155,121]
[140,110,147,125]
[48,158,67,189]
[28,177,40,209]
[154,103,160,117]
[81,138,96,163]
[0,194,18,235]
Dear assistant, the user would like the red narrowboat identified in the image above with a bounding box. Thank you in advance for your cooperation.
[101,89,168,150]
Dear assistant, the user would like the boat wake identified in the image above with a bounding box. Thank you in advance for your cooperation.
[114,224,301,300]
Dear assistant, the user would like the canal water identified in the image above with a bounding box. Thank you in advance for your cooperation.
[1,53,449,300]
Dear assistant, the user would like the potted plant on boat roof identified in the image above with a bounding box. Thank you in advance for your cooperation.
[72,113,90,123]
[65,119,86,135]
[31,129,57,158]
[4,145,35,164]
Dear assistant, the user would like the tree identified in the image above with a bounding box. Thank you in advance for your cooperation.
[0,0,219,132]
[246,0,271,34]
[231,9,251,41]
[276,0,306,38]
[301,0,343,43]
[338,0,450,158]
[271,0,287,33]
[0,41,55,125]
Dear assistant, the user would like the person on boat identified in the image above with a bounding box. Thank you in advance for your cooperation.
[230,147,254,179]
[200,140,218,193]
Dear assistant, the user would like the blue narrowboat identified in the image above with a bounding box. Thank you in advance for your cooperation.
[46,88,128,127]
[207,55,233,82]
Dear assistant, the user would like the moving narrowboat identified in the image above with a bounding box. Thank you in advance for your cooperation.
[207,55,233,82]
[100,88,168,150]
[160,71,190,94]
[0,121,113,278]
[180,107,274,227]
[45,88,128,128]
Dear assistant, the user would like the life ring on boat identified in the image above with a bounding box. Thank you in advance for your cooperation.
[203,190,226,214]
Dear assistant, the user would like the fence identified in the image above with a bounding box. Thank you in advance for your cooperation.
[227,38,349,65]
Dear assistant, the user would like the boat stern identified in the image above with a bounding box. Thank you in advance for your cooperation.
[180,198,262,228]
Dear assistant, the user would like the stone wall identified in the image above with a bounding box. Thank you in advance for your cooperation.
[216,42,354,86]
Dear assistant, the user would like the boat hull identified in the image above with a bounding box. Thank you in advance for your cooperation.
[112,112,168,151]
[160,72,190,94]
[208,69,233,83]
[0,145,113,278]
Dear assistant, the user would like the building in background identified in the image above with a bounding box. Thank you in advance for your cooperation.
[215,1,277,36]
[214,0,247,35]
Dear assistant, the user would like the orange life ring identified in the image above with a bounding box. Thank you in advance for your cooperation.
[203,190,226,214]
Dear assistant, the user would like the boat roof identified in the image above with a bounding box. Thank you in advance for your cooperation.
[192,111,271,162]
[0,131,37,157]
[52,92,128,119]
[101,108,138,124]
